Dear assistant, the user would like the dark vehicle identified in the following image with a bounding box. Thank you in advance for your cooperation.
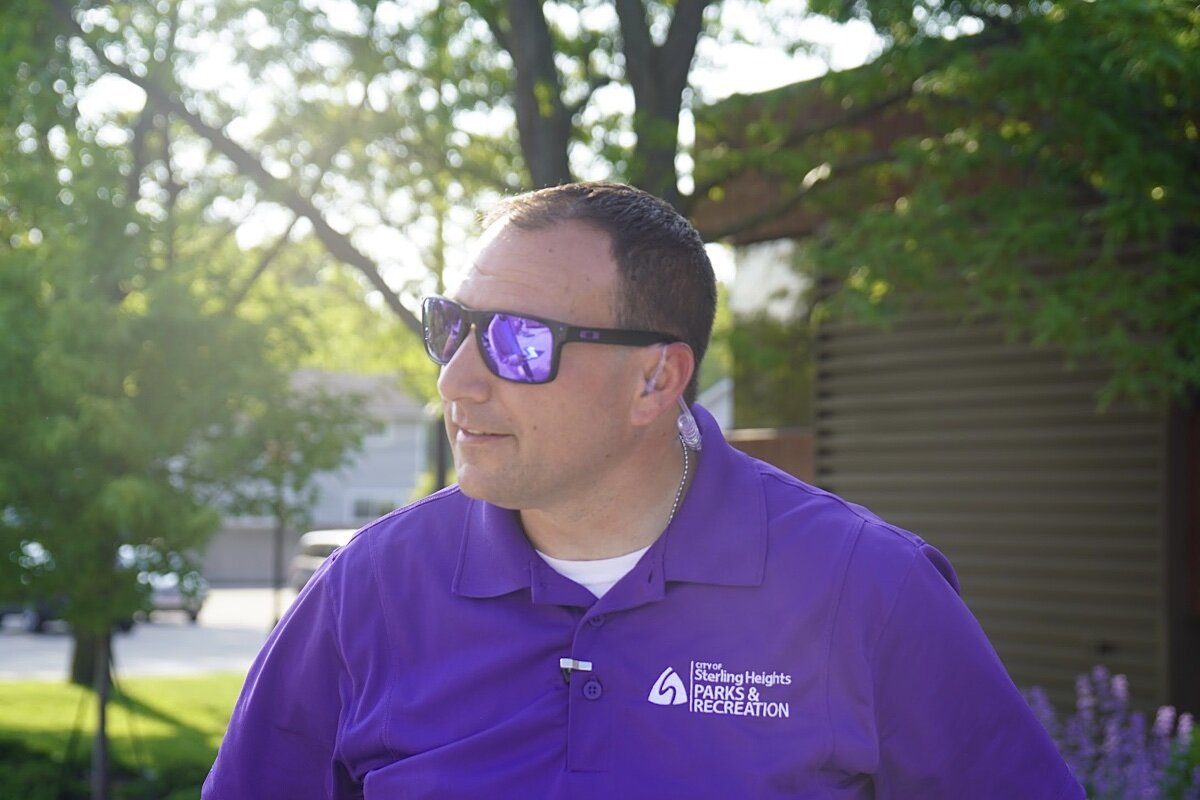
[0,542,64,632]
[0,596,133,633]
[0,598,62,633]
[1,542,206,631]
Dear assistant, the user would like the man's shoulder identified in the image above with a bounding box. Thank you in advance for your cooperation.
[750,460,928,551]
[744,464,964,641]
[745,457,947,586]
[336,485,473,564]
[378,483,472,530]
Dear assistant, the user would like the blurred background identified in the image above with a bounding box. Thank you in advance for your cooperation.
[1,1,1197,797]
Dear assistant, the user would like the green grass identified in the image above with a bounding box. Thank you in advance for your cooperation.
[0,673,243,800]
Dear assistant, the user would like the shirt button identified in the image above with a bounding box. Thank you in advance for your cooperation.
[583,679,603,700]
[588,614,606,628]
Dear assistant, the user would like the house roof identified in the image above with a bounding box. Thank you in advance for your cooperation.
[688,41,955,246]
[291,369,429,421]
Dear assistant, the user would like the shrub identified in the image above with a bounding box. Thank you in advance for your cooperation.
[1026,665,1200,800]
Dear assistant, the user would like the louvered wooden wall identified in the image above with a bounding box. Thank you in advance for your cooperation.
[814,311,1167,708]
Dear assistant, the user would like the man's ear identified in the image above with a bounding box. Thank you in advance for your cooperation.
[641,346,669,396]
[631,343,695,427]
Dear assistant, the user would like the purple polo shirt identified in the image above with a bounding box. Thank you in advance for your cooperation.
[204,405,1082,799]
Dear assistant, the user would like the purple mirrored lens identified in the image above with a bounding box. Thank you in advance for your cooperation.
[426,300,465,363]
[482,314,553,383]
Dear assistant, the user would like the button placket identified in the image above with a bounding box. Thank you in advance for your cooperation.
[565,666,611,771]
[564,612,613,771]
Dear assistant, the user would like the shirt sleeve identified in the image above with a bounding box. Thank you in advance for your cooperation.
[202,570,361,799]
[870,541,1084,799]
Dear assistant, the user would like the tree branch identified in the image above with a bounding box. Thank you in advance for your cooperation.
[691,86,912,202]
[660,0,711,95]
[222,215,300,315]
[49,0,421,337]
[221,123,353,313]
[465,0,511,53]
[690,24,1025,215]
[613,0,653,99]
[502,0,573,187]
[566,71,614,120]
[701,150,894,242]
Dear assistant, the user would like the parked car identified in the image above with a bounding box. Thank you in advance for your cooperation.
[140,569,209,622]
[0,596,135,633]
[0,598,63,633]
[288,529,356,591]
[118,544,210,623]
[0,542,66,633]
[2,542,207,630]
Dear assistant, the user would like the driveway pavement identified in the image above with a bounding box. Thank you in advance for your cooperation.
[0,586,297,681]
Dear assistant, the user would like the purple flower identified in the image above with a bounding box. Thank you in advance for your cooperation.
[1156,707,1178,739]
[1026,666,1199,799]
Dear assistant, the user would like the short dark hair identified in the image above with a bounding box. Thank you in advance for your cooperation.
[483,182,717,402]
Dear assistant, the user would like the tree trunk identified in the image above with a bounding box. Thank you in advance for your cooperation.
[505,0,574,188]
[614,0,713,208]
[90,633,111,800]
[70,629,109,689]
[630,111,684,208]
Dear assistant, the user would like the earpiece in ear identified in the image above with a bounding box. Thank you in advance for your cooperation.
[642,345,669,395]
[677,397,702,450]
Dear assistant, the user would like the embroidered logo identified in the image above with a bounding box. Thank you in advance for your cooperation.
[649,661,793,719]
[647,667,688,706]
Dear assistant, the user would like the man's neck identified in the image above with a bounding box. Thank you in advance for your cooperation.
[519,430,696,561]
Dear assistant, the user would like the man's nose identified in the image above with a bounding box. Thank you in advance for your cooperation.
[436,328,491,403]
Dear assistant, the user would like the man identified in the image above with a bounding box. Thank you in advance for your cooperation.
[205,182,1083,798]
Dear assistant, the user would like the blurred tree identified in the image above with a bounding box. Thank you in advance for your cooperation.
[698,0,1200,406]
[0,113,278,795]
[197,382,382,625]
[697,283,736,402]
[0,8,381,795]
[208,230,440,402]
[38,0,1196,412]
[17,0,804,509]
[29,0,802,340]
[730,312,814,427]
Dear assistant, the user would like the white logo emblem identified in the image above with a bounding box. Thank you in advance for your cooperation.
[648,667,688,706]
[648,660,794,720]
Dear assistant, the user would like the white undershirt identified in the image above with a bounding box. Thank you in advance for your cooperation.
[536,544,653,598]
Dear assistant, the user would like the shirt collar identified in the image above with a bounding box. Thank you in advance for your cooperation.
[659,403,767,588]
[451,403,767,599]
[452,499,533,599]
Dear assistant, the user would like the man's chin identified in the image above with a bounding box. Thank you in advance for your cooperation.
[455,471,522,510]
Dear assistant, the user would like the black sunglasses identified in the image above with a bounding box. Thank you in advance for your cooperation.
[422,295,678,384]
